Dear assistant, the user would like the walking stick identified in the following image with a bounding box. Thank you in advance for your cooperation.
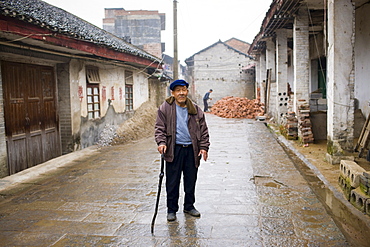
[151,154,165,234]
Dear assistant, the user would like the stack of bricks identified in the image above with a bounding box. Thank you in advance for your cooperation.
[280,99,298,140]
[298,100,314,143]
[211,96,264,119]
[284,112,298,140]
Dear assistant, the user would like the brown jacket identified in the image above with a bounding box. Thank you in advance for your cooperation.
[155,96,210,167]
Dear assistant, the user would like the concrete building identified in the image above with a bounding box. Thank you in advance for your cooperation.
[0,0,167,177]
[103,8,165,58]
[185,39,255,106]
[249,0,370,164]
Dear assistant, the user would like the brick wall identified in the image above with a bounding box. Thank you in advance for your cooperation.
[192,43,254,105]
[293,8,310,113]
[57,63,74,154]
[143,43,162,59]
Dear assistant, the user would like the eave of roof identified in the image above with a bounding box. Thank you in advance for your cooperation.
[0,0,161,67]
[248,0,302,54]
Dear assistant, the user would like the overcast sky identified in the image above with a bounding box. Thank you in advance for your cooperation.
[42,0,272,64]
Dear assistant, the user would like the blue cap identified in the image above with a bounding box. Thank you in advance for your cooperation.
[170,79,189,91]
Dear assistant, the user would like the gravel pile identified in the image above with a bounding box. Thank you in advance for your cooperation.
[97,124,118,147]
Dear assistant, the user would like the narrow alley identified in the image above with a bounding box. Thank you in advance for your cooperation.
[0,114,349,246]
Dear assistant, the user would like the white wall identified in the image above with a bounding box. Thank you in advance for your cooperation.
[193,43,253,105]
[133,71,150,110]
[75,63,148,118]
[69,60,151,148]
[70,59,84,136]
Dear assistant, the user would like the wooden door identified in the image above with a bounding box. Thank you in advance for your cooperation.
[2,61,61,175]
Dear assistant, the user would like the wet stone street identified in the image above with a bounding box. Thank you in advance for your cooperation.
[0,114,350,246]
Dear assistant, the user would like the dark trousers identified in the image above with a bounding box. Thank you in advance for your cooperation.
[203,99,208,112]
[166,145,198,213]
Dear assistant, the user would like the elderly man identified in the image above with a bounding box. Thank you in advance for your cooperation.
[155,79,210,221]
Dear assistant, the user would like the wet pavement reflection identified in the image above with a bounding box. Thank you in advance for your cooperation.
[0,114,350,246]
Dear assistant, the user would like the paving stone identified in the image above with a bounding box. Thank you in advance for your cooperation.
[0,114,350,246]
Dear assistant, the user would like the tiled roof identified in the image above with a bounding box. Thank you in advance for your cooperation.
[0,0,161,63]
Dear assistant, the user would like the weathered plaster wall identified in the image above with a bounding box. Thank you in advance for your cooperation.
[266,39,276,82]
[326,0,355,157]
[79,106,133,149]
[133,72,150,110]
[265,39,277,118]
[69,60,84,137]
[98,66,125,115]
[276,29,289,121]
[258,53,267,104]
[355,4,370,118]
[149,78,168,107]
[69,60,150,149]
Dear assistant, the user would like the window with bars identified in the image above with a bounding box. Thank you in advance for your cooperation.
[125,85,133,111]
[125,71,133,111]
[87,84,100,119]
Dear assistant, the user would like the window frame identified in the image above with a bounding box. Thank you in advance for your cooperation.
[125,84,133,111]
[125,71,134,111]
[86,66,101,84]
[86,83,101,119]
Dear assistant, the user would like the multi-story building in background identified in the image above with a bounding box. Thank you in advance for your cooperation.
[103,8,165,58]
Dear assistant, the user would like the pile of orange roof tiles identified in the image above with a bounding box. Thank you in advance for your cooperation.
[210,96,265,119]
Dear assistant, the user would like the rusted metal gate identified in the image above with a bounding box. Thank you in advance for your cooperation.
[1,61,61,175]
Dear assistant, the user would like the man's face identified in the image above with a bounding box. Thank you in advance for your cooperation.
[171,85,188,106]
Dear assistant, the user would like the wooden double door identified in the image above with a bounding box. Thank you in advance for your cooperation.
[1,61,61,175]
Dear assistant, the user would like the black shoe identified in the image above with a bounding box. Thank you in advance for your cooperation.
[167,213,176,221]
[183,209,201,217]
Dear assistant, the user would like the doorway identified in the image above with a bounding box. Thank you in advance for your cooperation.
[1,61,61,175]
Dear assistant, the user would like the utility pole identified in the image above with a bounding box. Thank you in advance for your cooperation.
[173,0,178,80]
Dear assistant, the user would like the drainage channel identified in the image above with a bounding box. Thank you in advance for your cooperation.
[273,132,370,247]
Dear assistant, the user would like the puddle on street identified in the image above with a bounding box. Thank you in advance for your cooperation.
[252,176,286,189]
[264,181,282,189]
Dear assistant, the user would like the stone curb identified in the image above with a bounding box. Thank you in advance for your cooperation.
[0,146,98,193]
